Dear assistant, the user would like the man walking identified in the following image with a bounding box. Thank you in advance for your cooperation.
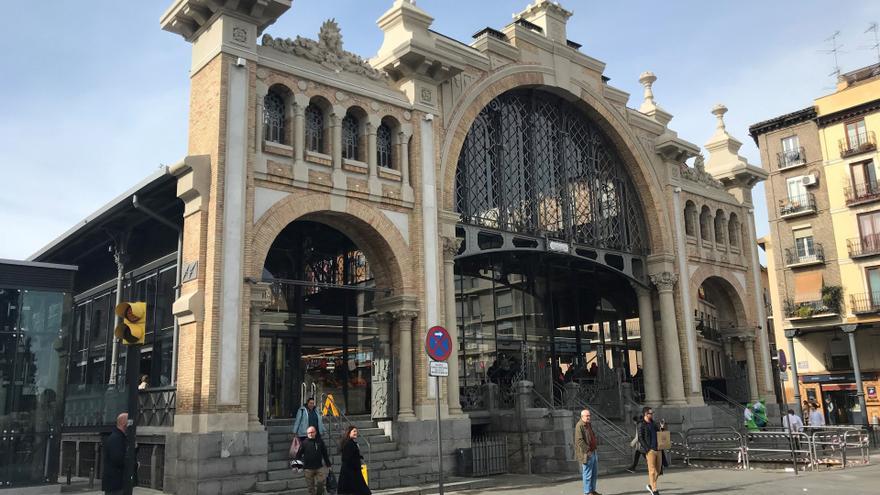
[574,409,600,495]
[295,426,332,495]
[102,413,128,495]
[783,408,804,432]
[638,407,661,495]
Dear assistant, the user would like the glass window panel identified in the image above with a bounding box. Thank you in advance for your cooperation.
[156,267,176,332]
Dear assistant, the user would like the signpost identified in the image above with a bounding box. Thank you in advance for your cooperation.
[426,325,451,495]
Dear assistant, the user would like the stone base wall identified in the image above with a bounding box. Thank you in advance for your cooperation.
[164,430,268,494]
[393,416,471,476]
[482,408,578,475]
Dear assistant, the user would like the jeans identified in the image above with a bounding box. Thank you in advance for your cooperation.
[581,452,598,494]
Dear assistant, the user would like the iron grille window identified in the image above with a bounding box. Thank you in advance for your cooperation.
[263,91,286,144]
[342,114,360,160]
[455,89,646,254]
[377,123,393,168]
[305,104,324,153]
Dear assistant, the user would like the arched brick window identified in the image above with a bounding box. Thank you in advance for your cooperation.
[377,122,393,168]
[263,90,286,144]
[342,113,360,160]
[305,104,324,153]
[684,200,697,236]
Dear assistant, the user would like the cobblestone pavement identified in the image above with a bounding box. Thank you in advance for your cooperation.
[453,459,880,495]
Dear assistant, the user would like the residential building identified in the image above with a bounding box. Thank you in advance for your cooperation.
[751,63,880,426]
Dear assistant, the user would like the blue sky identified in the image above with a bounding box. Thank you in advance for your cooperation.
[1,0,879,260]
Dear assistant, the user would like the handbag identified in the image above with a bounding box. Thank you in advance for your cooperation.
[289,436,302,458]
[326,470,338,491]
[361,463,368,485]
[657,430,671,451]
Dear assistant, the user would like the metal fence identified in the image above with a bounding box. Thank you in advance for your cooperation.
[683,425,870,471]
[471,435,508,476]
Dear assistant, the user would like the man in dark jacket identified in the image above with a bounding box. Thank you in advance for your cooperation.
[637,407,661,495]
[102,412,128,495]
[295,426,332,495]
[574,409,600,495]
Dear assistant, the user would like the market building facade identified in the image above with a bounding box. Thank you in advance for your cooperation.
[11,0,773,492]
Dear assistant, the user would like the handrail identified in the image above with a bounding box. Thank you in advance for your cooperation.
[534,385,631,458]
[322,394,371,466]
[703,386,746,414]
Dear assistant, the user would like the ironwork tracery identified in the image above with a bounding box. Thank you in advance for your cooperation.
[377,122,393,168]
[342,114,360,160]
[263,91,286,144]
[455,89,646,255]
[305,104,324,152]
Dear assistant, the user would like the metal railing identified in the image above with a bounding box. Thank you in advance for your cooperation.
[321,393,371,466]
[784,244,824,265]
[701,386,745,424]
[784,299,835,318]
[777,147,806,169]
[471,435,509,476]
[684,427,747,468]
[538,385,632,459]
[844,181,880,205]
[138,386,176,427]
[847,234,880,258]
[850,292,880,314]
[745,430,813,468]
[779,193,817,217]
[839,131,876,158]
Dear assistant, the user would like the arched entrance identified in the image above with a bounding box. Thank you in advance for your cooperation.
[695,275,751,402]
[258,220,390,420]
[453,88,649,417]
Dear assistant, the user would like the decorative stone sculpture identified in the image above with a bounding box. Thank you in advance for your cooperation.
[649,271,677,292]
[680,153,724,189]
[262,19,386,81]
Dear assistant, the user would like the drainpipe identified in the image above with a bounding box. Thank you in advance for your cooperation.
[132,195,183,385]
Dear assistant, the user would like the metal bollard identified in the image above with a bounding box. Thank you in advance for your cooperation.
[89,467,95,488]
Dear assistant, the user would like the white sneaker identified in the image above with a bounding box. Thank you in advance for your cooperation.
[646,485,655,494]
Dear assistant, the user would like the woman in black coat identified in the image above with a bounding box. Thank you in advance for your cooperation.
[337,426,371,495]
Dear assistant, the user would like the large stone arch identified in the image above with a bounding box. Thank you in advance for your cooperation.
[250,191,415,294]
[438,66,674,255]
[690,265,751,331]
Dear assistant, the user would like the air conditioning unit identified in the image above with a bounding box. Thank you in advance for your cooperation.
[802,174,818,186]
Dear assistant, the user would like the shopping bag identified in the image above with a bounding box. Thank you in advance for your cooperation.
[361,463,368,485]
[657,431,671,451]
[289,436,301,458]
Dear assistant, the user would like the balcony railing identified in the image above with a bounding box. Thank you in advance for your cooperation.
[850,292,880,314]
[784,243,825,266]
[844,181,880,205]
[847,234,880,258]
[839,131,877,158]
[779,193,817,218]
[784,300,836,319]
[777,147,806,169]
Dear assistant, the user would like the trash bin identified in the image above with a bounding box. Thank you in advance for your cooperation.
[456,447,473,477]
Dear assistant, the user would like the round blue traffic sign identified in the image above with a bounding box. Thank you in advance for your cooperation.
[425,326,452,362]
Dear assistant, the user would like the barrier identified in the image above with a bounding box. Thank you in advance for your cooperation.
[684,427,747,469]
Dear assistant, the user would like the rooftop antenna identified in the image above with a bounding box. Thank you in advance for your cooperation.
[820,30,844,80]
[863,22,880,66]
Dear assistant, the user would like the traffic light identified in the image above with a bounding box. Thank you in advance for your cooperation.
[114,302,147,345]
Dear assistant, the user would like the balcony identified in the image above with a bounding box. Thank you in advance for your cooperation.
[844,181,880,206]
[784,244,825,267]
[847,234,880,258]
[839,131,877,159]
[784,300,838,320]
[850,292,880,314]
[777,147,807,170]
[779,193,817,218]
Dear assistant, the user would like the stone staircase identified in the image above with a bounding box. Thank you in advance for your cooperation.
[590,415,636,472]
[246,416,437,495]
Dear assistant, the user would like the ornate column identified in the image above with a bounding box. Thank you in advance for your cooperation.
[393,309,419,420]
[672,187,702,402]
[633,283,662,406]
[443,237,463,415]
[785,329,802,417]
[248,282,272,429]
[292,95,307,164]
[371,313,394,419]
[650,272,687,405]
[330,107,344,187]
[366,118,378,178]
[741,336,759,402]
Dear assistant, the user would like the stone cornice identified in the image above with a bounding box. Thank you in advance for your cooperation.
[815,98,880,127]
[161,0,291,42]
[747,106,816,145]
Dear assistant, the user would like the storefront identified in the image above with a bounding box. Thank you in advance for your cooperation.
[799,373,880,425]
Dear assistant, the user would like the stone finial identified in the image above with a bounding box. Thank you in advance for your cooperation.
[514,0,573,43]
[711,103,728,132]
[639,71,657,108]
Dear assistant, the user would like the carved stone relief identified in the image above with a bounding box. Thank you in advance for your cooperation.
[680,154,724,190]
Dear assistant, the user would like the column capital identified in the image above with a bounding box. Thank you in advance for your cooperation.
[442,236,462,259]
[392,309,420,322]
[248,280,273,313]
[374,312,394,325]
[841,323,858,334]
[784,328,800,339]
[739,335,755,345]
[649,271,677,292]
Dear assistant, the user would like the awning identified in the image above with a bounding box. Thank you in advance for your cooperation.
[794,271,823,302]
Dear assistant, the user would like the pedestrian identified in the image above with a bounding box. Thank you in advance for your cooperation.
[574,408,601,495]
[295,426,332,495]
[293,397,327,442]
[809,403,825,427]
[627,415,643,473]
[102,412,128,495]
[337,426,370,495]
[138,374,149,390]
[638,407,662,495]
[743,405,758,431]
[783,408,804,432]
